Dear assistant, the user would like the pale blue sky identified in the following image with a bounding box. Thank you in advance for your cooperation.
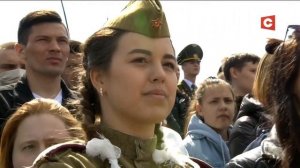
[0,1,299,84]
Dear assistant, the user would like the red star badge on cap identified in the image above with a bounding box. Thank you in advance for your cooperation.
[152,18,162,28]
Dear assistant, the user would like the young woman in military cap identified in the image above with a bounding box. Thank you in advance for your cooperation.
[31,0,211,168]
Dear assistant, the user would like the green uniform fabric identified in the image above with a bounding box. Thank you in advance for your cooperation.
[167,90,189,137]
[104,0,170,38]
[34,124,196,168]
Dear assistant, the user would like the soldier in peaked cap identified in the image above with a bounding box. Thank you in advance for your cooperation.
[31,0,209,168]
[166,44,202,138]
[177,44,203,100]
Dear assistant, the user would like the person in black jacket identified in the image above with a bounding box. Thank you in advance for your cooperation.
[226,126,281,168]
[228,94,271,158]
[0,10,78,133]
[223,53,260,122]
[166,90,189,137]
[227,26,300,168]
[228,39,281,158]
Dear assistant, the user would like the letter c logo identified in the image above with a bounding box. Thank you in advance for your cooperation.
[263,18,273,28]
[261,15,275,30]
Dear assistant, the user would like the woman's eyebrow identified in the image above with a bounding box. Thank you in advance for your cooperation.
[128,49,151,56]
[164,54,176,61]
[128,49,175,60]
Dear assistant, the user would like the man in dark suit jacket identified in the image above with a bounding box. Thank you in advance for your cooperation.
[0,10,78,133]
[177,44,203,100]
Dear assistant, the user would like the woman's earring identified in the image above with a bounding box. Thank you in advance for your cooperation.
[99,87,103,96]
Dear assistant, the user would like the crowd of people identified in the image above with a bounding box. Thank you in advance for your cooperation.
[0,0,300,168]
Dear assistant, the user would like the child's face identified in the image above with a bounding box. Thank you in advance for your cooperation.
[197,84,235,131]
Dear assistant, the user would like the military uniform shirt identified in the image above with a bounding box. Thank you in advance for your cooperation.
[177,80,196,101]
[34,124,197,168]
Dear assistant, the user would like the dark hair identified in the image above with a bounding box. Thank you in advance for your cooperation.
[269,31,300,167]
[265,38,283,55]
[217,65,223,75]
[78,27,165,150]
[223,53,260,83]
[17,10,65,45]
[70,40,82,54]
[78,28,124,138]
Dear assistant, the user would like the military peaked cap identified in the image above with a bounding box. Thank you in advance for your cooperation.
[177,44,203,65]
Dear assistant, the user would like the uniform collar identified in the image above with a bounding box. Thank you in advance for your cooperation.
[183,79,195,90]
[98,124,157,161]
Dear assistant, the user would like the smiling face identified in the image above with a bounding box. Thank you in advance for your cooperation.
[92,32,177,130]
[197,84,235,132]
[12,113,71,168]
[16,22,69,77]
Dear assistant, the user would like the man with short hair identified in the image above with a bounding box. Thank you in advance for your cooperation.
[177,43,203,100]
[168,44,202,136]
[0,10,77,129]
[222,53,260,120]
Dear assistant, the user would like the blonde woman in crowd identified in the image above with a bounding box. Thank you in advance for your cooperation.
[183,77,235,168]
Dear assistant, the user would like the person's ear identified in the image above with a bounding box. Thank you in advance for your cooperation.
[230,67,239,79]
[195,102,203,117]
[90,69,106,96]
[15,43,26,59]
